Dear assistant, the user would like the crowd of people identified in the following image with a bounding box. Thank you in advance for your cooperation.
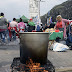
[0,12,72,48]
[0,13,44,45]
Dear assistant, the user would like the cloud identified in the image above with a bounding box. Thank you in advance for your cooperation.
[0,0,29,20]
[0,0,28,5]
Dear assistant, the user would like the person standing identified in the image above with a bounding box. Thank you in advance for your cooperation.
[40,23,43,32]
[10,18,17,41]
[54,15,69,39]
[0,12,9,44]
[28,18,35,32]
[35,22,41,32]
[18,18,25,32]
[45,24,48,30]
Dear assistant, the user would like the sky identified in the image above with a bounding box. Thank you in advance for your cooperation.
[0,0,67,20]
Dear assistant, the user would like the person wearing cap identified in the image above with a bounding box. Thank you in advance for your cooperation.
[54,15,69,39]
[28,18,35,32]
[0,12,10,43]
[30,18,32,22]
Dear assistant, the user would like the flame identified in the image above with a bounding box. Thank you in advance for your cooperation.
[25,58,48,72]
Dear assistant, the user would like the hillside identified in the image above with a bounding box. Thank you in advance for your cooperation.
[41,0,72,24]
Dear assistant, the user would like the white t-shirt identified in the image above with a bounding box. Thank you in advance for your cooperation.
[10,21,17,27]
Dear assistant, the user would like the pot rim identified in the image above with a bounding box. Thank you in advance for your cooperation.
[19,32,49,34]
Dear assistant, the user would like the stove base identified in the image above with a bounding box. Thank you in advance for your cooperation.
[10,57,55,72]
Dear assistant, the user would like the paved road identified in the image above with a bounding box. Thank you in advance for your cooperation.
[48,50,72,72]
[0,45,20,72]
[0,42,72,72]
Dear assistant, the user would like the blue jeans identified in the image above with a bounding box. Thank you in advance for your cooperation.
[0,31,2,41]
[0,30,10,43]
[11,30,16,40]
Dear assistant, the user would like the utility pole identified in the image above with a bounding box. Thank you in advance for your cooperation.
[38,0,45,18]
[37,0,45,24]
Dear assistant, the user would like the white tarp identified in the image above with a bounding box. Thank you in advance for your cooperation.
[53,43,69,51]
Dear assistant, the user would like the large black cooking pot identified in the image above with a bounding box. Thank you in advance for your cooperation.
[19,32,49,65]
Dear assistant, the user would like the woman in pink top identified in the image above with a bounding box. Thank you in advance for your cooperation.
[18,18,25,32]
[54,15,69,38]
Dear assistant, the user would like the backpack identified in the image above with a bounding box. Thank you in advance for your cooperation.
[37,25,40,31]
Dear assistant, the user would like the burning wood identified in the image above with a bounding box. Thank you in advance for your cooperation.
[11,57,55,72]
[25,58,48,72]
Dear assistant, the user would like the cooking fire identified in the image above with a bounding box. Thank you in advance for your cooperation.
[25,58,48,72]
[11,57,55,72]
